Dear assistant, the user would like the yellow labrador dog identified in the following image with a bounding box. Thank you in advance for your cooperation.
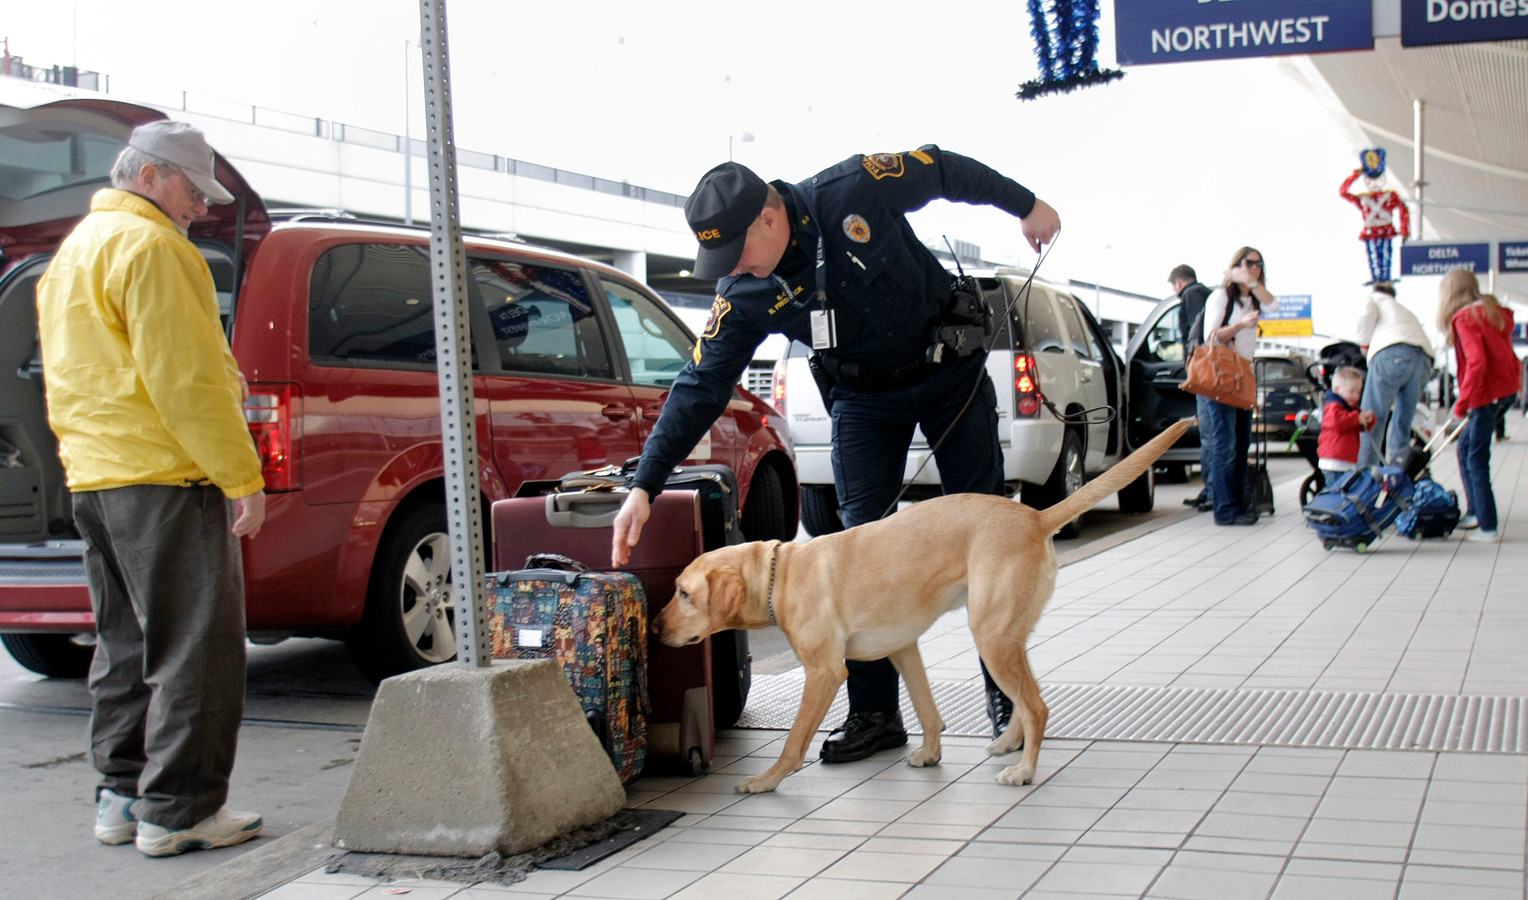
[654,419,1192,794]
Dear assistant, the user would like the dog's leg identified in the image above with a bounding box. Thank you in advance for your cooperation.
[736,661,846,794]
[886,644,943,767]
[975,637,1047,786]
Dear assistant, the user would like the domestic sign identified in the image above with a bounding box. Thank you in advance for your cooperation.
[1500,241,1528,273]
[1259,294,1313,337]
[1114,0,1373,66]
[1401,0,1528,47]
[1399,242,1491,276]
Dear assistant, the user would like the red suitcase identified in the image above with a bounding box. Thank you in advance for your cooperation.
[491,490,715,775]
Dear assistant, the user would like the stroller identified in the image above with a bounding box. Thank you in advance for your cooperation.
[1301,417,1465,553]
[1291,341,1368,507]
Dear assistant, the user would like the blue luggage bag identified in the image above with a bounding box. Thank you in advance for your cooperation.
[1302,465,1415,552]
[1395,477,1461,540]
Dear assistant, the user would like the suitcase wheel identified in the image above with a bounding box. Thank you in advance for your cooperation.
[1354,542,1369,555]
[687,747,705,778]
[1322,540,1335,551]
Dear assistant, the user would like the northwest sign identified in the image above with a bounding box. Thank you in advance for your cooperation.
[1399,242,1492,276]
[1114,0,1373,66]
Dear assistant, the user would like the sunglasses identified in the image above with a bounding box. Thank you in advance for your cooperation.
[1243,258,1264,268]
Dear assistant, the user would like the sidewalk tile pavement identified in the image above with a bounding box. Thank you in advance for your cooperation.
[252,438,1527,899]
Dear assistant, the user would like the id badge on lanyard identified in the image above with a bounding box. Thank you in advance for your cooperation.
[799,191,836,350]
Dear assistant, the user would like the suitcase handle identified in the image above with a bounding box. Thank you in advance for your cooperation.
[545,491,623,528]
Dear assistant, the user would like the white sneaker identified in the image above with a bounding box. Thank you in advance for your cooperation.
[135,807,262,857]
[1458,515,1479,530]
[1467,529,1500,543]
[95,789,138,845]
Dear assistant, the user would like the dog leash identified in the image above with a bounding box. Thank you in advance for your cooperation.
[766,542,780,626]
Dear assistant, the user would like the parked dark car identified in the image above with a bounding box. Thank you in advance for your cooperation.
[1254,350,1321,442]
[0,92,799,708]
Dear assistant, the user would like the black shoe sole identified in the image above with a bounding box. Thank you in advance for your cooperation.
[819,731,909,764]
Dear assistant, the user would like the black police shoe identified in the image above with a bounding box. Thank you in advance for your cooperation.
[986,686,1014,739]
[819,710,908,763]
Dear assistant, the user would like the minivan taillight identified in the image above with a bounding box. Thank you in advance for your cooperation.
[245,384,299,492]
[1014,354,1043,418]
[772,358,788,415]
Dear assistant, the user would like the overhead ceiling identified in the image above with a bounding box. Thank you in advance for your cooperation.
[1307,37,1528,295]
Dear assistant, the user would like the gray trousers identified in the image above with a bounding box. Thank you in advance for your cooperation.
[75,484,247,829]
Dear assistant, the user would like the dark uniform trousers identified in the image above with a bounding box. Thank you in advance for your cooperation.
[830,351,1005,710]
[75,484,248,830]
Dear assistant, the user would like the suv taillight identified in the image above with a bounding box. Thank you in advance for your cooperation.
[1014,354,1043,418]
[245,384,299,492]
[772,358,788,415]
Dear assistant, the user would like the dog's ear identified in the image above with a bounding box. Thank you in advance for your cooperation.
[705,566,746,631]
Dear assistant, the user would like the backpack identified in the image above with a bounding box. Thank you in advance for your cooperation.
[1185,286,1234,352]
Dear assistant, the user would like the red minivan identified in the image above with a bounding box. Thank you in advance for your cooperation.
[0,90,798,701]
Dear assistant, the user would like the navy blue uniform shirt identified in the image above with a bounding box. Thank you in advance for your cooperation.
[632,145,1037,496]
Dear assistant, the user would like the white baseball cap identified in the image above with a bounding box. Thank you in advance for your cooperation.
[126,120,235,205]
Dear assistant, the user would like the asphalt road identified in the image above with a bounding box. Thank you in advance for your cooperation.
[0,453,1311,900]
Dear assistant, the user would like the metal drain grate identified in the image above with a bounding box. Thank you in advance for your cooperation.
[735,674,1528,754]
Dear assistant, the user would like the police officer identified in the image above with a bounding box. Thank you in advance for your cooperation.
[612,145,1061,763]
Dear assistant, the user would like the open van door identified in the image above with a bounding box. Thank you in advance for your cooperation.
[0,83,270,543]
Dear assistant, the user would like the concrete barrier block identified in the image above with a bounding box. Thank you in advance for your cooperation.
[334,658,626,857]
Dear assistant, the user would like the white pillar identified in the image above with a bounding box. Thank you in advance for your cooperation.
[611,250,647,284]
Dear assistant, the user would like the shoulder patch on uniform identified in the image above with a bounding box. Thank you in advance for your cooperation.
[909,148,934,165]
[842,214,871,243]
[861,153,905,180]
[700,295,730,340]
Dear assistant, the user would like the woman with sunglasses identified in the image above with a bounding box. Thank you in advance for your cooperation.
[1200,247,1278,525]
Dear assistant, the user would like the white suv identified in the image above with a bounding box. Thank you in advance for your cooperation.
[774,267,1151,539]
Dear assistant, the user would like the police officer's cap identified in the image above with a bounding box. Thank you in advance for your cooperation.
[685,162,768,279]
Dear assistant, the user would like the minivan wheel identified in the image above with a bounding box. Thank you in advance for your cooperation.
[800,485,844,536]
[1,632,93,678]
[348,504,457,683]
[740,463,791,542]
[1026,430,1084,539]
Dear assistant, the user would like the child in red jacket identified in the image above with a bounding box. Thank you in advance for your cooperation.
[1318,366,1376,481]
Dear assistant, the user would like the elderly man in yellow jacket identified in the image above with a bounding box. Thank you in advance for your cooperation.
[36,120,266,858]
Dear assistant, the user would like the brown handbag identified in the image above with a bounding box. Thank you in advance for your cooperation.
[1180,341,1256,410]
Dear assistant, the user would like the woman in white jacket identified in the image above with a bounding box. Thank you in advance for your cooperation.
[1354,283,1434,468]
[1201,247,1278,526]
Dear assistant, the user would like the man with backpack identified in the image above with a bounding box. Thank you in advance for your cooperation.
[1170,265,1214,511]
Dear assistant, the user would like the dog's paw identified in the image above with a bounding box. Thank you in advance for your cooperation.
[735,774,782,794]
[995,762,1036,786]
[908,747,941,768]
[985,734,1022,757]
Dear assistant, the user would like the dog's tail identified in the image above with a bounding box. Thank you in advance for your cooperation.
[1036,418,1195,535]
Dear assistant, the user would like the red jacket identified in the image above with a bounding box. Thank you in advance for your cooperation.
[1451,302,1521,416]
[1318,393,1369,465]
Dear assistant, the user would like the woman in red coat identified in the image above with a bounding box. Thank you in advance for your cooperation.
[1437,269,1521,542]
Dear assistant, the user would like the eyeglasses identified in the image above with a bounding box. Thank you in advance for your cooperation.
[1243,258,1264,268]
[171,166,209,206]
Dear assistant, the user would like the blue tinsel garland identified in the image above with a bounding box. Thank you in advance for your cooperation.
[1017,0,1124,101]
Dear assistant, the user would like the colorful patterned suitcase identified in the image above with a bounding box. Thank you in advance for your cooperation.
[487,557,648,782]
[492,489,716,776]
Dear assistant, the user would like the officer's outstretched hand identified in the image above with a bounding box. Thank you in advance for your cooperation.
[1021,198,1061,252]
[611,488,652,568]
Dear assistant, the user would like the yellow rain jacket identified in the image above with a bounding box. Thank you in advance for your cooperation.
[36,189,264,499]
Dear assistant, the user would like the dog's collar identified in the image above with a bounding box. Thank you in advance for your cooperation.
[766,542,780,627]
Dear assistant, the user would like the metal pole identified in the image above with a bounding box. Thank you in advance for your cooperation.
[1412,99,1425,240]
[419,0,491,668]
[403,39,413,226]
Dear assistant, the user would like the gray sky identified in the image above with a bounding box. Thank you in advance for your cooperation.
[8,0,1419,340]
